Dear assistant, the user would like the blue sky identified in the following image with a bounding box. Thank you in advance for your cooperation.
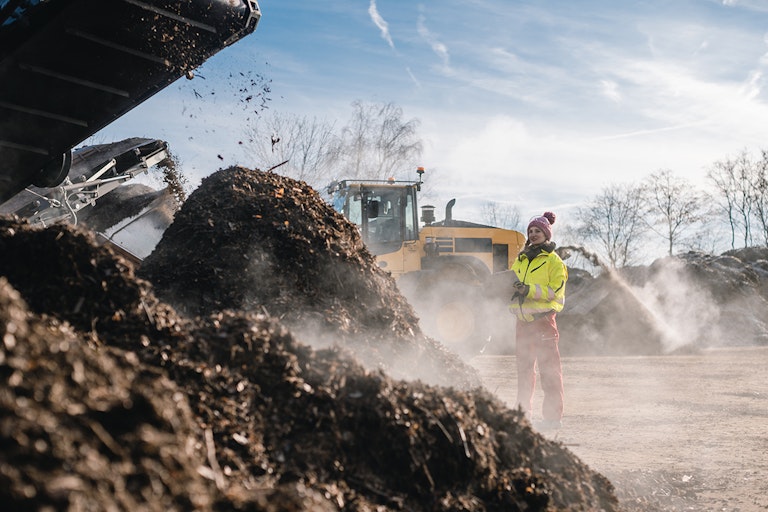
[96,0,768,230]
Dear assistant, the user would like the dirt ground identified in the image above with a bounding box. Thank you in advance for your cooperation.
[471,346,768,511]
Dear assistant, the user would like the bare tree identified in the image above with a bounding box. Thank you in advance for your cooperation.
[242,112,337,189]
[643,169,706,256]
[707,150,756,249]
[707,158,738,250]
[733,150,755,247]
[241,101,423,189]
[333,100,423,180]
[753,150,768,246]
[575,183,648,268]
[481,201,521,230]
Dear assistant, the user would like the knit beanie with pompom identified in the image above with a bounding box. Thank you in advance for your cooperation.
[527,211,556,241]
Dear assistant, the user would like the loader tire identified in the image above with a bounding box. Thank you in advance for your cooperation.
[412,280,490,357]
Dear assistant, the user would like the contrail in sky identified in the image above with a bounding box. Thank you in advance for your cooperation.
[594,121,708,141]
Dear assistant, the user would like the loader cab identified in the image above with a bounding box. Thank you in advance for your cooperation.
[327,179,420,257]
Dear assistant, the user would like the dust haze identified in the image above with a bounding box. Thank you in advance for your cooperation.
[3,165,767,511]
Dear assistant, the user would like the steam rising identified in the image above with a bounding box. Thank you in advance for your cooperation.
[556,245,767,355]
[633,259,722,351]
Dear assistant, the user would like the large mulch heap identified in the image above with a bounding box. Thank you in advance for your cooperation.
[137,166,473,388]
[0,166,620,511]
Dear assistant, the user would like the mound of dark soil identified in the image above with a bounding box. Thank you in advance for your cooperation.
[0,173,621,511]
[0,278,221,512]
[138,166,472,388]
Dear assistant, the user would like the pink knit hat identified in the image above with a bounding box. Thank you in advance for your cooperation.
[527,211,556,240]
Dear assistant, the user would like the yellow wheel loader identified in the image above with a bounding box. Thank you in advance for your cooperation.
[325,169,526,355]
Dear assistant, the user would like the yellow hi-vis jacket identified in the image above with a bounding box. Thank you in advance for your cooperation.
[510,243,568,322]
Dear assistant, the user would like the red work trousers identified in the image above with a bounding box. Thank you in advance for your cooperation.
[515,313,564,422]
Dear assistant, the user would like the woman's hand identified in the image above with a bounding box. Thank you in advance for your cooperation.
[513,280,530,298]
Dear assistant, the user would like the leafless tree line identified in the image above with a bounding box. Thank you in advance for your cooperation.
[572,149,768,268]
[241,100,422,190]
[239,99,768,267]
[707,149,768,250]
[480,202,522,231]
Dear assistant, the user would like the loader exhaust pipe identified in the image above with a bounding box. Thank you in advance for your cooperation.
[445,198,456,226]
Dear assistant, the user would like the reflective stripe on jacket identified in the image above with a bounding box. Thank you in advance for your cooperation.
[510,244,568,322]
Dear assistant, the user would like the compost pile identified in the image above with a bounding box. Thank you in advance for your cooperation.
[137,167,478,388]
[557,247,768,356]
[0,167,620,511]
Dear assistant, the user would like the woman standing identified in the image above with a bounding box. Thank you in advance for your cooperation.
[510,212,568,430]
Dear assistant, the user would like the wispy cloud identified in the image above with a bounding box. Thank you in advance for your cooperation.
[368,0,394,49]
[613,58,768,130]
[600,80,622,103]
[417,14,450,69]
[742,70,764,100]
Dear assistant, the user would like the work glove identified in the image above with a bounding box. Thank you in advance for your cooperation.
[512,280,529,298]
